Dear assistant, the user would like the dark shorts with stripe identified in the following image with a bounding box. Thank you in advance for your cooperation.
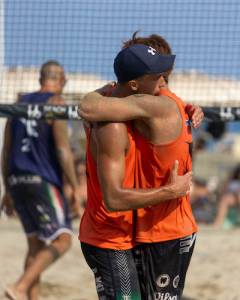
[9,174,72,243]
[81,242,142,300]
[133,233,196,300]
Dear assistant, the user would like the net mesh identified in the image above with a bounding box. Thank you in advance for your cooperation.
[1,0,240,105]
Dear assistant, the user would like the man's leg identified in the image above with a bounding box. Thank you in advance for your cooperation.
[137,233,196,300]
[25,236,44,300]
[6,233,71,300]
[6,178,72,300]
[81,242,141,300]
[213,193,236,228]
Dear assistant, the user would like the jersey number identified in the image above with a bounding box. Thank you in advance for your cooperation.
[20,119,39,152]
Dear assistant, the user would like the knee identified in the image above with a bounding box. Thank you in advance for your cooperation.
[51,233,72,255]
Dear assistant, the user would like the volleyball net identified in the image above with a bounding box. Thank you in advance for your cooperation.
[0,103,238,122]
[0,0,240,107]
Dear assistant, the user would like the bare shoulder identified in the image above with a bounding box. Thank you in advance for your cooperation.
[95,121,128,132]
[94,122,129,149]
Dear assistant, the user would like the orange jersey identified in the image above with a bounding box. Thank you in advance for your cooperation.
[135,89,198,243]
[79,123,135,250]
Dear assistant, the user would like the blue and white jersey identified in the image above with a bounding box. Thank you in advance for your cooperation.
[9,92,62,188]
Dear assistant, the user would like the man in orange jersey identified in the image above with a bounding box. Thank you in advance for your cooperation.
[79,33,201,299]
[79,94,192,300]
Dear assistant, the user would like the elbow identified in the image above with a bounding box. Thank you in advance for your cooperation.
[105,205,117,213]
[78,101,97,122]
[104,197,120,212]
[56,146,71,164]
[104,191,126,212]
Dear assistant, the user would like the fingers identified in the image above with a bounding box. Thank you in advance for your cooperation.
[192,114,204,128]
[171,160,179,179]
[191,106,204,128]
[185,171,193,183]
[186,171,193,178]
[96,82,116,96]
[182,171,192,195]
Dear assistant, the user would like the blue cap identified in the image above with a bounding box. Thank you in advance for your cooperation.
[114,44,176,83]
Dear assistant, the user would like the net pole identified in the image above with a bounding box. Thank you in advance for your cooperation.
[0,0,4,102]
[0,0,4,187]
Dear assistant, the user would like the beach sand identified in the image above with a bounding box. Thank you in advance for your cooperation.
[1,218,240,300]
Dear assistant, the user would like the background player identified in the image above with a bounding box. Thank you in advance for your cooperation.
[1,61,80,300]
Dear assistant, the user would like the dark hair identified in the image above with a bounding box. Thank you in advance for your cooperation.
[123,31,173,82]
[123,31,172,54]
[39,60,63,85]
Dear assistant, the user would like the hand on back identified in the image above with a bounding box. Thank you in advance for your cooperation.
[169,160,192,198]
[185,104,204,128]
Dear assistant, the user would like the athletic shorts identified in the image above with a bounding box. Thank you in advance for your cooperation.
[133,233,197,300]
[9,174,72,243]
[81,242,142,300]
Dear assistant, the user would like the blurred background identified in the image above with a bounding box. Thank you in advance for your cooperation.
[1,1,240,299]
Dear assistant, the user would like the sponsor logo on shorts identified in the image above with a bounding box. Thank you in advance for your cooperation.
[9,175,42,186]
[95,275,104,293]
[173,275,180,289]
[92,268,104,293]
[156,274,170,288]
[154,292,177,300]
[179,233,196,254]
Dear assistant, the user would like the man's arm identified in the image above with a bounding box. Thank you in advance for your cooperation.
[52,119,82,216]
[0,120,14,215]
[79,90,204,127]
[79,91,151,122]
[48,95,78,189]
[52,120,77,189]
[50,94,82,215]
[1,120,11,191]
[95,122,192,212]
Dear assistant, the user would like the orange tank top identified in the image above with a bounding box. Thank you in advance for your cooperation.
[79,123,135,250]
[135,89,198,243]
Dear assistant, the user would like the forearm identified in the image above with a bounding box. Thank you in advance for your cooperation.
[79,92,147,122]
[57,148,78,189]
[2,152,10,192]
[2,121,11,193]
[104,184,179,212]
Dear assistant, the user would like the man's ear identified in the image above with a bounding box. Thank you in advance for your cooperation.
[159,75,167,88]
[128,80,139,92]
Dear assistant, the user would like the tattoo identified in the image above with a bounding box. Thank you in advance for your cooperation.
[57,148,66,163]
[47,245,61,261]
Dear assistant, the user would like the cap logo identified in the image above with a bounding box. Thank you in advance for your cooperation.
[147,46,156,56]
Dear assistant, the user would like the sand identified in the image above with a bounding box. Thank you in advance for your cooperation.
[1,218,240,300]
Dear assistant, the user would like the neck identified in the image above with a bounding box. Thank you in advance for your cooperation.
[40,84,60,95]
[112,83,133,98]
[160,86,170,92]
